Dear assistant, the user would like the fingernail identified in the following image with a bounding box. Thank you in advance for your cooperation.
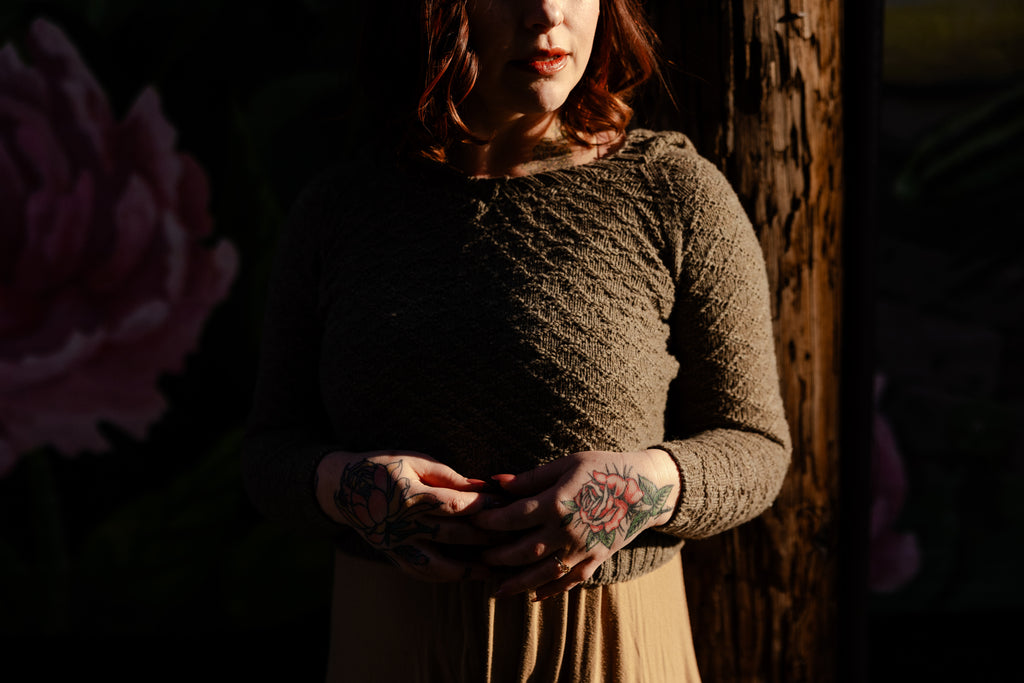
[466,478,487,487]
[491,474,516,483]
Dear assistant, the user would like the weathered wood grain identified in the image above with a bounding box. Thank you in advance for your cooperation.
[642,2,844,680]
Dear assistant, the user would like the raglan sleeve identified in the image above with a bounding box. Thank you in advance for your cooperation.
[240,175,344,537]
[651,155,792,539]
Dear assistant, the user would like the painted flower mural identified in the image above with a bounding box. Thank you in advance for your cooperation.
[0,19,237,474]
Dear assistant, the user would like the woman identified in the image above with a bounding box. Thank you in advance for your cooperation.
[243,1,791,681]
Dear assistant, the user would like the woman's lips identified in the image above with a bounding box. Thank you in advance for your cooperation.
[514,52,569,76]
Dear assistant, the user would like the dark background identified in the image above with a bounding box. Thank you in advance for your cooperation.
[863,1,1023,680]
[0,0,1021,680]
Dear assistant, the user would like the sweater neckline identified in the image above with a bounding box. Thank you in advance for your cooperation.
[407,128,673,192]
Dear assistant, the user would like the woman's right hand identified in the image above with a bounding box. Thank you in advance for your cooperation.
[316,450,500,582]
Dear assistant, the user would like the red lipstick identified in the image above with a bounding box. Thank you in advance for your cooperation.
[515,49,569,76]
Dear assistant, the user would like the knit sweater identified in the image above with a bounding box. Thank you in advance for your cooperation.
[242,129,792,585]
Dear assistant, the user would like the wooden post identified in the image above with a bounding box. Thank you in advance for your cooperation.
[641,1,844,680]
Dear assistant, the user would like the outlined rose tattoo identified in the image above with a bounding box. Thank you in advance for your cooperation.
[334,459,441,552]
[562,468,673,550]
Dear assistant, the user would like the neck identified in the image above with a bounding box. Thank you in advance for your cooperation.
[447,112,617,179]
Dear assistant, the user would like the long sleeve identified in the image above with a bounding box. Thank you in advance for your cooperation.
[241,177,342,537]
[652,156,792,539]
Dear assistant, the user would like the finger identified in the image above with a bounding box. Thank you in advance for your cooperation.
[532,571,589,601]
[430,519,502,546]
[491,458,571,496]
[423,487,500,516]
[473,494,554,531]
[480,528,570,566]
[491,552,584,598]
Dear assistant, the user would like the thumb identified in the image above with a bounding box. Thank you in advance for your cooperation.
[492,457,571,496]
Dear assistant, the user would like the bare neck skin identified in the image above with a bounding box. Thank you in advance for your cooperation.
[447,111,621,179]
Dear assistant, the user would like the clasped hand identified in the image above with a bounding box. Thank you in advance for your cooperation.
[320,449,680,600]
[473,449,679,601]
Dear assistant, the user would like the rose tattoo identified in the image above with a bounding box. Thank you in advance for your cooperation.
[334,459,440,563]
[561,468,673,551]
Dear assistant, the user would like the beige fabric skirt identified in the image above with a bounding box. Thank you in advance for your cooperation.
[325,550,701,682]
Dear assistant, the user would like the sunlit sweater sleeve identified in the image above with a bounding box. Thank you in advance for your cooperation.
[651,151,792,539]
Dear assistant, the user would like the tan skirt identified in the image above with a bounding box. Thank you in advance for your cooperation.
[325,550,702,682]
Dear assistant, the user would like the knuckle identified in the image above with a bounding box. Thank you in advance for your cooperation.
[444,497,467,515]
[531,542,547,559]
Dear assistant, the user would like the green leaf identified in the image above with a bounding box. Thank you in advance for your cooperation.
[562,499,579,512]
[626,512,647,540]
[561,513,575,527]
[586,534,600,551]
[598,529,614,549]
[638,476,656,498]
[653,486,672,511]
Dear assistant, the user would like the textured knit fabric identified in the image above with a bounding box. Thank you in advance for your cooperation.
[325,549,702,682]
[242,129,791,585]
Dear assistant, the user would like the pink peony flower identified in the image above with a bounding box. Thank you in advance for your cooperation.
[0,19,238,474]
[869,374,922,592]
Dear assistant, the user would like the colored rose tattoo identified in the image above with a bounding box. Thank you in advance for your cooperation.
[562,468,673,551]
[334,459,440,564]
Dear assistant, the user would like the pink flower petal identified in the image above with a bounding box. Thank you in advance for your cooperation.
[14,108,71,191]
[86,174,158,292]
[27,19,106,106]
[0,363,165,453]
[0,19,237,466]
[0,328,105,391]
[162,212,188,301]
[16,188,57,291]
[119,88,181,204]
[869,531,921,593]
[108,300,169,344]
[0,287,99,360]
[58,79,114,170]
[174,154,212,237]
[0,43,47,106]
[0,140,28,278]
[872,412,907,524]
[42,171,94,284]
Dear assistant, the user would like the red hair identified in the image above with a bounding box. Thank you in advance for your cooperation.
[414,0,661,162]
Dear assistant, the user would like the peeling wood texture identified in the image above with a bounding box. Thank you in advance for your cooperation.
[642,2,843,681]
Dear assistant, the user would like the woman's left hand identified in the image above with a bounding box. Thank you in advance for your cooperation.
[473,449,681,601]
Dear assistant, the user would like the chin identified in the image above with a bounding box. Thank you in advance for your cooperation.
[521,83,576,115]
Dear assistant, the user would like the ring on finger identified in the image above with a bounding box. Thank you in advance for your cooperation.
[553,554,571,576]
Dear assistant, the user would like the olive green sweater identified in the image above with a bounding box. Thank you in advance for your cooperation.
[242,129,791,585]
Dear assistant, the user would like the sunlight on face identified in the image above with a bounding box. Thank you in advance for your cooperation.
[463,0,601,132]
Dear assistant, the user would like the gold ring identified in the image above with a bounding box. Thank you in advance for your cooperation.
[553,554,570,576]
